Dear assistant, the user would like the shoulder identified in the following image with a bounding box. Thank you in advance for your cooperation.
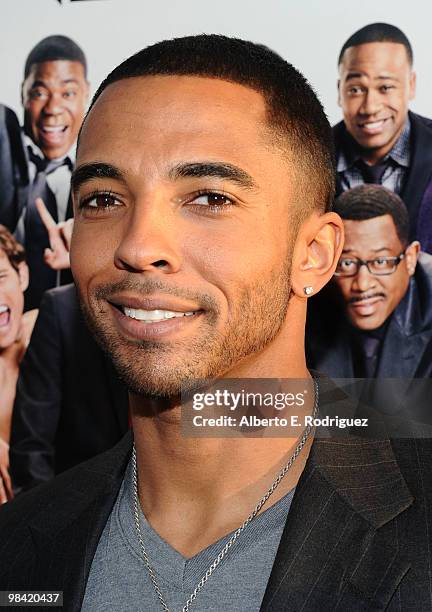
[0,104,19,128]
[0,432,132,537]
[391,438,432,500]
[37,283,80,322]
[22,309,38,341]
[332,120,346,141]
[414,252,432,300]
[409,111,432,134]
[417,251,432,274]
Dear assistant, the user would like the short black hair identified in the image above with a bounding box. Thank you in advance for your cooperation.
[333,185,410,246]
[24,35,87,79]
[84,34,335,214]
[338,23,413,66]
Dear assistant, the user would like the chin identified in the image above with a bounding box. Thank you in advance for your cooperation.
[352,317,384,331]
[111,352,210,399]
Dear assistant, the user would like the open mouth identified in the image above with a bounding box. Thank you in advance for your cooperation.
[122,307,199,323]
[358,118,390,133]
[0,305,11,329]
[38,125,69,144]
[41,125,68,133]
[108,299,205,341]
[109,301,202,323]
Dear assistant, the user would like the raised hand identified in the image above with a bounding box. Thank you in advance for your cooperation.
[35,197,73,270]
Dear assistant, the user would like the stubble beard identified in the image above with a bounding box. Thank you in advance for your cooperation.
[77,257,292,401]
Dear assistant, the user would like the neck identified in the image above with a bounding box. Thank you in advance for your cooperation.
[131,301,314,556]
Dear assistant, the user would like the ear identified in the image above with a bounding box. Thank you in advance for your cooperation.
[17,261,29,292]
[337,79,342,107]
[291,211,344,299]
[409,70,416,100]
[20,81,25,106]
[404,240,420,276]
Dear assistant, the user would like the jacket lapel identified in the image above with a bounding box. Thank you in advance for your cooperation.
[260,436,413,611]
[27,432,133,612]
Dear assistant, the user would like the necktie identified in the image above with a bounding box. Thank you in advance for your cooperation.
[357,158,389,184]
[354,334,381,378]
[23,149,72,309]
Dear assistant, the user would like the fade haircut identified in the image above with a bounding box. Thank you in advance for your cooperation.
[338,23,413,66]
[0,225,26,272]
[333,185,410,246]
[24,35,87,79]
[84,34,335,215]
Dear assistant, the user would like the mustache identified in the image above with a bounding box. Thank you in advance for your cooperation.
[349,292,386,304]
[92,277,220,312]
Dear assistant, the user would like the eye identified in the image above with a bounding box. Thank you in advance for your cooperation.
[189,191,235,211]
[340,258,355,268]
[373,257,389,267]
[380,85,395,93]
[79,191,121,211]
[347,85,364,96]
[30,89,48,100]
[63,90,77,98]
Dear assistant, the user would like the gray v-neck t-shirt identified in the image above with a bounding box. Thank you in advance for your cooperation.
[81,460,295,611]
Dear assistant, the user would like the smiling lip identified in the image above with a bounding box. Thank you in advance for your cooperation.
[108,295,205,341]
[357,118,390,135]
[349,295,385,316]
[0,305,11,330]
[38,125,69,145]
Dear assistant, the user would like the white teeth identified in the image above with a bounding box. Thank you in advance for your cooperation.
[123,308,196,322]
[363,120,384,129]
[42,126,65,133]
[0,305,8,314]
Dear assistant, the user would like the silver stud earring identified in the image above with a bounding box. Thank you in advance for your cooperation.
[303,286,313,296]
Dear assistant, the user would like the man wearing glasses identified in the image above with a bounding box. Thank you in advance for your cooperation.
[307,184,432,386]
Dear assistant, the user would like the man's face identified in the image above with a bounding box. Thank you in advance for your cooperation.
[71,76,298,397]
[0,251,27,350]
[22,60,89,160]
[338,42,415,162]
[333,215,418,330]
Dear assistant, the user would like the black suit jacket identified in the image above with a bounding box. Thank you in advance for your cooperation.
[0,109,74,308]
[334,111,432,250]
[0,104,28,230]
[1,385,432,611]
[10,284,129,491]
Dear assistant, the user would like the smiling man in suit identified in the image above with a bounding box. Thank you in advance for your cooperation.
[307,184,431,375]
[335,23,432,253]
[307,184,432,421]
[14,35,89,309]
[0,35,431,612]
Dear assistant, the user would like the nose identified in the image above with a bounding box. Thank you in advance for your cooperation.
[352,262,376,292]
[42,92,64,116]
[114,199,182,275]
[358,89,383,116]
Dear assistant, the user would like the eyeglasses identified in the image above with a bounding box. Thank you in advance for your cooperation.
[334,252,405,277]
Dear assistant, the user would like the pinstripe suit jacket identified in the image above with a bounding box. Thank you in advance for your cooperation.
[0,384,431,611]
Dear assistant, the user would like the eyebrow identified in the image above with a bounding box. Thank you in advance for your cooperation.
[71,160,258,194]
[71,162,125,194]
[345,72,399,82]
[31,78,80,88]
[169,162,258,190]
[341,247,393,254]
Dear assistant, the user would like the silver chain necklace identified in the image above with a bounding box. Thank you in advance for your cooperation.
[132,378,319,612]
